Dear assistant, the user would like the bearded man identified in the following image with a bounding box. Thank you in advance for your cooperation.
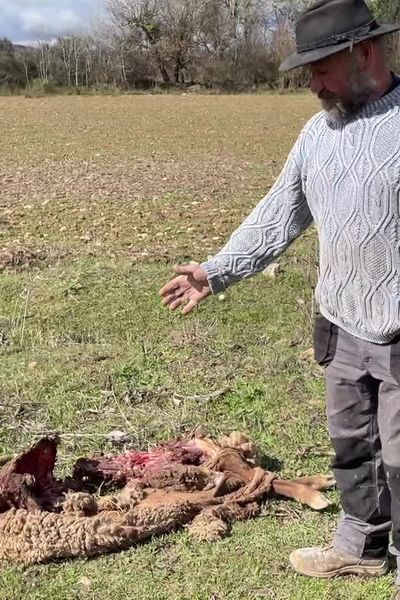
[160,0,400,596]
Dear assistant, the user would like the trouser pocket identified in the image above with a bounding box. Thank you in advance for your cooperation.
[313,313,338,367]
[331,437,382,522]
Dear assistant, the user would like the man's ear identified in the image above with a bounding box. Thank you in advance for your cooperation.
[356,40,374,68]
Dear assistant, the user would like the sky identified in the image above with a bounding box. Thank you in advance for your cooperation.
[0,0,106,43]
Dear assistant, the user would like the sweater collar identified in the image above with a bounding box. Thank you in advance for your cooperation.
[360,72,400,115]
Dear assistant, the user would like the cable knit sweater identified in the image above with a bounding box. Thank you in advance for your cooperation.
[202,83,400,343]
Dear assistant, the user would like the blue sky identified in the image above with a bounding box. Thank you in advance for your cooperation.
[0,0,105,42]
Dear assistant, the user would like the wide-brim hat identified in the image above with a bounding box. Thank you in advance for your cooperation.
[280,0,400,72]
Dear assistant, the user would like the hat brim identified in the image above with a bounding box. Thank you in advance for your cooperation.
[279,23,400,72]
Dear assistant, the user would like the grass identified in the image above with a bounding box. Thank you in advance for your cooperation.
[0,94,395,599]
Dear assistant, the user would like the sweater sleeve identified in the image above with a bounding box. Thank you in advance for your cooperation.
[201,127,313,294]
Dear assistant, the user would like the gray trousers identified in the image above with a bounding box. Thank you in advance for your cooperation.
[314,315,400,577]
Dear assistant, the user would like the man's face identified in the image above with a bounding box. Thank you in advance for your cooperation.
[309,47,378,120]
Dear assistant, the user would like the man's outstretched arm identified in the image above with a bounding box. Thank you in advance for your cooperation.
[160,128,313,313]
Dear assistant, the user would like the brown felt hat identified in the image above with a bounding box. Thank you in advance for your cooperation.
[279,0,400,72]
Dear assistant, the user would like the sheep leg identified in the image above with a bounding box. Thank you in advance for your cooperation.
[272,479,330,510]
[290,475,336,491]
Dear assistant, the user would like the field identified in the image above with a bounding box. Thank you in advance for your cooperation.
[0,94,394,600]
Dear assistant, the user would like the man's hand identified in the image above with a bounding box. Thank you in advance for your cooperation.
[159,264,212,315]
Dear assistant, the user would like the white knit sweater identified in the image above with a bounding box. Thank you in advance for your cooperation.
[202,83,400,343]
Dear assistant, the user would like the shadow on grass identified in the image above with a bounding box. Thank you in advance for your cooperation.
[259,454,284,472]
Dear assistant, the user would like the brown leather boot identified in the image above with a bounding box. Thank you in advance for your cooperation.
[290,545,388,579]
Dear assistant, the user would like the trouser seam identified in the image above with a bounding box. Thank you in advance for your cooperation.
[371,409,380,520]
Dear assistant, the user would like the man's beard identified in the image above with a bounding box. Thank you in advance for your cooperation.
[318,59,378,121]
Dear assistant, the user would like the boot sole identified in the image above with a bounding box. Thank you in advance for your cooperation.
[289,558,389,579]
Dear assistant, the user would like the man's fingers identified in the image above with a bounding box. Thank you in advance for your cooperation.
[181,299,198,315]
[169,297,184,311]
[159,275,186,296]
[162,294,177,306]
[162,292,200,314]
[159,282,178,296]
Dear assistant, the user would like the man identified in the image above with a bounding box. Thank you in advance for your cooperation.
[160,0,400,596]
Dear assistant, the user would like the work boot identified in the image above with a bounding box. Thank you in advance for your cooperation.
[289,545,388,579]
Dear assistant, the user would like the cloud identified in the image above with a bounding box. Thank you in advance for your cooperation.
[20,8,81,37]
[0,0,105,42]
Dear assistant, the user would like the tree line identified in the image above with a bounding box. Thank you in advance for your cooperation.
[1,0,399,93]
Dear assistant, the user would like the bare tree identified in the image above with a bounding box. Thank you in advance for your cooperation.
[72,37,82,87]
[14,48,32,86]
[107,0,172,83]
[35,41,52,83]
[58,37,74,86]
[221,0,256,64]
[161,0,210,83]
[81,36,95,87]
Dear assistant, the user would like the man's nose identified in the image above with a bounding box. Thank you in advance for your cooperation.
[310,74,324,94]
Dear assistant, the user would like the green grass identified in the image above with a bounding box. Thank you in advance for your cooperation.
[0,94,396,599]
